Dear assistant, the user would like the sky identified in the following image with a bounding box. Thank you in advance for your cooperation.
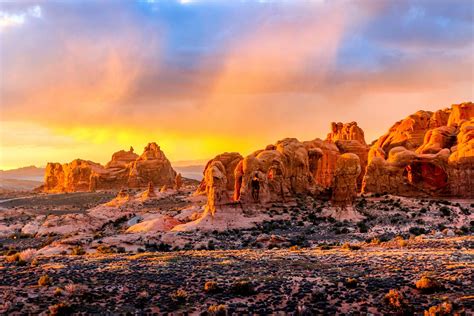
[0,0,473,170]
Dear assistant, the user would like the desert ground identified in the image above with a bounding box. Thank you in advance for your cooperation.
[0,183,473,315]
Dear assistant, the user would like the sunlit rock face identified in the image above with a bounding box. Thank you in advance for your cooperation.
[195,152,243,196]
[197,122,369,209]
[331,153,361,207]
[127,142,176,188]
[325,122,369,189]
[363,102,474,198]
[204,160,230,216]
[43,142,176,192]
[234,138,319,204]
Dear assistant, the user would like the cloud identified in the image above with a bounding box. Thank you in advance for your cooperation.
[0,5,41,31]
[0,0,472,169]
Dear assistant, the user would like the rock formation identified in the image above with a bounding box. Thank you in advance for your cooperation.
[325,122,369,189]
[234,138,318,204]
[43,142,176,193]
[363,102,473,198]
[174,173,183,191]
[142,182,156,199]
[195,152,243,195]
[204,160,230,216]
[327,121,366,145]
[197,123,369,208]
[331,153,361,207]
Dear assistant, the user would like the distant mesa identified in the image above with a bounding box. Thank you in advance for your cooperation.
[42,142,176,193]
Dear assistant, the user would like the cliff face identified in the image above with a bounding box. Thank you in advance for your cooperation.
[363,102,474,198]
[43,143,176,193]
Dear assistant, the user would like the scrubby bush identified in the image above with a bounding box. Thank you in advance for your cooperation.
[341,243,361,251]
[415,276,442,293]
[38,275,51,286]
[231,280,254,296]
[439,206,451,217]
[409,227,427,236]
[54,287,63,297]
[48,302,72,316]
[71,246,85,256]
[65,283,88,296]
[383,289,406,310]
[171,289,188,304]
[344,278,358,289]
[204,281,220,294]
[96,245,114,254]
[424,301,453,316]
[19,248,37,262]
[207,304,227,316]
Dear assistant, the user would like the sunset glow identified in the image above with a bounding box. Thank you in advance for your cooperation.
[1,0,473,169]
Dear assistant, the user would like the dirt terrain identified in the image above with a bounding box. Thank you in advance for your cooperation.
[0,186,473,315]
[1,237,472,315]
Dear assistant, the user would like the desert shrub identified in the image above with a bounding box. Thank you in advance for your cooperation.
[48,302,72,316]
[65,283,88,296]
[394,236,408,247]
[383,289,406,310]
[5,253,20,263]
[439,206,451,217]
[370,238,381,245]
[357,221,369,233]
[19,248,37,262]
[318,244,332,250]
[96,245,114,254]
[6,248,17,256]
[207,240,215,250]
[415,276,442,293]
[71,246,85,256]
[409,227,427,236]
[344,278,358,289]
[116,246,126,253]
[204,281,220,294]
[231,280,254,296]
[207,304,227,316]
[424,301,454,316]
[171,289,188,304]
[54,287,63,297]
[460,207,471,215]
[341,243,361,251]
[38,275,51,286]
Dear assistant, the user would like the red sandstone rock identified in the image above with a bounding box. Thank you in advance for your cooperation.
[363,102,473,198]
[327,121,366,145]
[331,153,361,207]
[196,152,243,195]
[44,142,176,193]
[174,173,183,190]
